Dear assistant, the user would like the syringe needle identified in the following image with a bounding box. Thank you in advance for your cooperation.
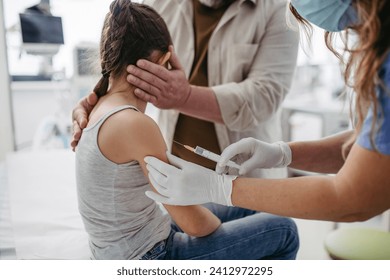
[172,141,240,169]
[173,140,195,152]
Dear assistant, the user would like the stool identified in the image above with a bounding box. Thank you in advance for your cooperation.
[324,227,390,260]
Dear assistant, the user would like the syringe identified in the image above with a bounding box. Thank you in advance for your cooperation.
[173,141,241,169]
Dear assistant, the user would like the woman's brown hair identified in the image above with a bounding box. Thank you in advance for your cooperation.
[93,0,172,97]
[290,0,390,158]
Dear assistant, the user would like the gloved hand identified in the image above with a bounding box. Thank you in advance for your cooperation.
[144,152,237,206]
[216,138,292,175]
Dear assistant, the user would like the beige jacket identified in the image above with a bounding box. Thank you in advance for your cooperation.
[144,0,299,178]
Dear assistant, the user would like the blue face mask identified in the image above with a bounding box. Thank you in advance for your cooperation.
[291,0,359,32]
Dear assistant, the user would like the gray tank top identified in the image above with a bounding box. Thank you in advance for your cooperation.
[75,105,171,260]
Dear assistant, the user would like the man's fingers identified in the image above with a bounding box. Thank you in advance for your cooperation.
[72,120,82,140]
[127,71,162,97]
[127,63,167,86]
[72,108,88,129]
[70,93,97,152]
[72,96,90,129]
[70,139,78,151]
[134,88,158,105]
[70,120,83,151]
[86,92,98,107]
[168,45,184,71]
[77,93,97,122]
[135,58,170,81]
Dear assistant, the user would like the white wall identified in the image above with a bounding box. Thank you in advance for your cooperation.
[0,0,15,160]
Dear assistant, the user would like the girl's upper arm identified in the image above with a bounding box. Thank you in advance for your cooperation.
[120,112,221,237]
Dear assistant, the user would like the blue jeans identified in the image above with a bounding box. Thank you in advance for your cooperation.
[141,204,299,260]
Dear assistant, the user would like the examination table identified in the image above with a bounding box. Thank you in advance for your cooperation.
[0,149,90,259]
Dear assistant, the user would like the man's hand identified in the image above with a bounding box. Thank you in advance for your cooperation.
[126,45,191,110]
[70,92,98,151]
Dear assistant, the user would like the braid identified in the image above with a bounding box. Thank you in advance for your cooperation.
[105,0,130,73]
[94,0,132,97]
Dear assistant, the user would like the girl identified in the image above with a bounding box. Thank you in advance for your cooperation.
[75,0,298,260]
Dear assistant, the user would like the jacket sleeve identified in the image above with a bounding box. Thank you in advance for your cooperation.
[213,4,299,132]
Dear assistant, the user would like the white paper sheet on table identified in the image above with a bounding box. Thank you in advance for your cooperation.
[7,149,90,259]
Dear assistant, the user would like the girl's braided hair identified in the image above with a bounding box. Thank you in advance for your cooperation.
[94,0,172,97]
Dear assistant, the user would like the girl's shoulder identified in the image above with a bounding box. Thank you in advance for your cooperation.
[100,107,160,141]
[97,106,166,164]
[109,108,159,134]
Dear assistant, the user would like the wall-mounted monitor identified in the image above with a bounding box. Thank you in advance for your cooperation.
[19,13,64,56]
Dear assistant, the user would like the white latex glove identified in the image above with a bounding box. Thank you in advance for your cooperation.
[144,152,237,206]
[216,138,292,175]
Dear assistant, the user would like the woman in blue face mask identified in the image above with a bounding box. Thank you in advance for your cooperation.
[144,0,390,225]
[290,0,359,32]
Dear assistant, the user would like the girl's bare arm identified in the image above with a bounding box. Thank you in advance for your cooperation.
[99,110,221,237]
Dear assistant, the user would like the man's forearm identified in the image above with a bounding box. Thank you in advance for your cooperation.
[288,130,354,173]
[176,85,224,124]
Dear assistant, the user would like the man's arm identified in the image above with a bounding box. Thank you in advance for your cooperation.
[176,85,223,123]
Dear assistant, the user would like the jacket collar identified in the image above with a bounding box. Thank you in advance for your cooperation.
[243,0,257,5]
[215,0,257,32]
[178,0,258,37]
[238,0,257,6]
